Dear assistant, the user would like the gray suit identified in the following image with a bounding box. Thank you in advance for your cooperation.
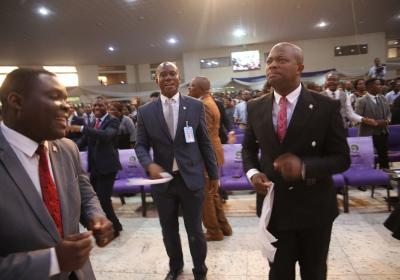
[0,131,105,280]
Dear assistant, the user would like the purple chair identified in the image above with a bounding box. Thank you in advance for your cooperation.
[332,174,345,188]
[220,144,252,191]
[341,137,390,213]
[388,125,400,163]
[347,127,358,137]
[234,133,244,144]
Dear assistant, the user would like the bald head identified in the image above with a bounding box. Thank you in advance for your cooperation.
[271,42,304,64]
[266,42,304,96]
[188,76,211,99]
[156,61,180,98]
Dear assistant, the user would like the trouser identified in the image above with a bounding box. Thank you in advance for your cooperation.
[152,173,208,276]
[268,224,333,280]
[372,133,389,169]
[202,177,230,235]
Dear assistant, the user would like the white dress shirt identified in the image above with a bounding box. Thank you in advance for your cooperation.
[325,89,363,123]
[160,92,180,171]
[0,122,60,276]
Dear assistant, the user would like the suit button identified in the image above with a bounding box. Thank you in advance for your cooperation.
[288,186,294,191]
[311,141,316,147]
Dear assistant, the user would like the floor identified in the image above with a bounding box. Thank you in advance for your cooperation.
[90,186,400,280]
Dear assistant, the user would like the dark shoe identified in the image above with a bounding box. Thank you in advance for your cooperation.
[194,274,207,280]
[357,186,367,191]
[205,231,224,241]
[164,268,183,280]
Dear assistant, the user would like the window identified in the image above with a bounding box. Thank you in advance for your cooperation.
[334,44,368,56]
[0,66,18,87]
[387,39,400,59]
[43,66,79,87]
[200,57,231,69]
[98,65,127,85]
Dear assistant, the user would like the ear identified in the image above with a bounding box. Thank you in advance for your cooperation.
[7,92,24,111]
[297,63,304,74]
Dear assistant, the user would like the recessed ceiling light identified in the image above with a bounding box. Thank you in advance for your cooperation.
[37,6,50,16]
[200,59,205,63]
[336,46,341,50]
[167,37,178,44]
[350,49,355,52]
[316,21,328,28]
[139,16,145,20]
[233,28,246,38]
[107,46,116,52]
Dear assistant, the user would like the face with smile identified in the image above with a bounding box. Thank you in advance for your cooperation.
[17,74,69,142]
[156,62,180,98]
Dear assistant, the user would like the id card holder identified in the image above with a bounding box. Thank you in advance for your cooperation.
[184,121,195,143]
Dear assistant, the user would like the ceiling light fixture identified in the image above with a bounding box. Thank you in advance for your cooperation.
[316,21,328,28]
[233,28,246,38]
[336,46,341,50]
[167,37,178,44]
[37,6,50,16]
[107,46,116,52]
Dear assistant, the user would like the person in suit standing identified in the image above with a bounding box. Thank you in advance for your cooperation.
[355,78,391,169]
[135,62,219,280]
[72,97,123,236]
[242,43,350,280]
[66,106,84,144]
[0,68,114,280]
[188,76,233,241]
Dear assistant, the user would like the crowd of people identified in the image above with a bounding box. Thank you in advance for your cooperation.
[0,44,399,280]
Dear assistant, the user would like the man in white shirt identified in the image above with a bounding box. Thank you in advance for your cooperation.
[0,68,114,280]
[385,80,400,106]
[368,58,386,80]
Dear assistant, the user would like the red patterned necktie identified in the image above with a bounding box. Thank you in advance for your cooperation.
[36,144,63,236]
[277,96,287,143]
[94,118,101,129]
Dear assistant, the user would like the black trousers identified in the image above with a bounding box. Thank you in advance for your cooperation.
[152,173,207,276]
[269,224,333,280]
[90,172,122,231]
[372,133,389,169]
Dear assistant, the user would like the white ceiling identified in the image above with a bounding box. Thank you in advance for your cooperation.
[0,0,399,66]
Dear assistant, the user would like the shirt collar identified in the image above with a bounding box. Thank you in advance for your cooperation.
[97,113,109,122]
[1,122,48,158]
[274,84,302,105]
[160,92,180,104]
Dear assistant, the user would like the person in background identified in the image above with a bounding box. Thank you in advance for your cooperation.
[368,58,386,80]
[343,80,354,96]
[188,76,233,241]
[386,80,400,106]
[82,103,95,126]
[108,101,136,149]
[149,91,160,102]
[0,68,114,279]
[390,94,400,124]
[72,97,123,237]
[355,78,391,170]
[66,105,84,144]
[135,62,218,280]
[233,90,252,128]
[350,79,367,110]
[242,42,350,280]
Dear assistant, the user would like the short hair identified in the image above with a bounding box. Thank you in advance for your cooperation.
[353,78,365,89]
[110,101,123,112]
[150,91,160,98]
[156,62,179,77]
[271,42,304,64]
[365,78,378,88]
[0,68,55,105]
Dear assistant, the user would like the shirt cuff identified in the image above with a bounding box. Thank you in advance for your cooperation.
[80,125,84,132]
[246,168,260,183]
[49,247,60,276]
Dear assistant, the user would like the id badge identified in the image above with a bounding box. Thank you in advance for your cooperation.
[184,122,195,143]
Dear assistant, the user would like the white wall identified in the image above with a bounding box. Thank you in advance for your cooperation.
[183,32,387,86]
[76,65,98,86]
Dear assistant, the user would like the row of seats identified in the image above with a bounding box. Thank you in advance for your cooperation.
[80,132,398,216]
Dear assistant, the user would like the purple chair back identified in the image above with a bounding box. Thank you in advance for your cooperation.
[347,127,358,137]
[222,144,243,177]
[388,125,400,151]
[116,149,147,179]
[347,136,375,169]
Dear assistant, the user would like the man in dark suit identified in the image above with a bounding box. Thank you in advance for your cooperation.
[66,106,84,144]
[73,97,123,236]
[242,43,350,280]
[0,68,114,280]
[135,62,219,280]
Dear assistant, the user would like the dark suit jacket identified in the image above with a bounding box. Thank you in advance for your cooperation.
[242,87,350,230]
[66,115,84,143]
[78,114,122,175]
[0,132,105,280]
[215,99,233,144]
[135,94,219,192]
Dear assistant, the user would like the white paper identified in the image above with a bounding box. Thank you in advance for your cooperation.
[127,172,173,185]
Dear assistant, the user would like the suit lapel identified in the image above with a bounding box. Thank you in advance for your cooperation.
[282,88,315,146]
[175,94,188,141]
[156,98,173,141]
[0,131,60,242]
[264,93,281,150]
[48,141,69,235]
